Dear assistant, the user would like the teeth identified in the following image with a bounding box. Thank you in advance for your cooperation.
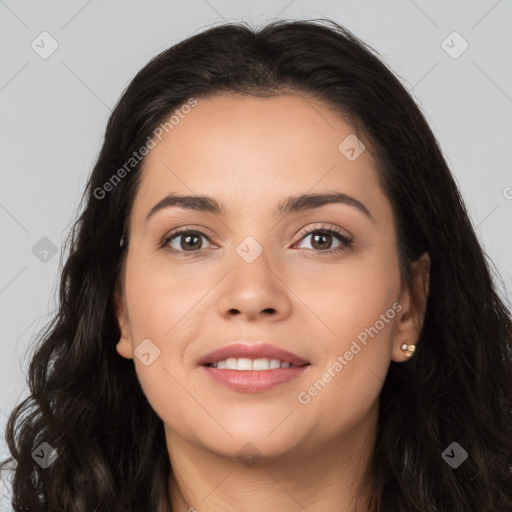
[254,358,270,370]
[208,358,296,370]
[269,359,281,369]
[236,358,253,371]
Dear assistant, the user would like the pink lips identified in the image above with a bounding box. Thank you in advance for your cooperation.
[197,343,310,393]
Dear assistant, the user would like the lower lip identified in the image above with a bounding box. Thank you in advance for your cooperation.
[200,365,310,392]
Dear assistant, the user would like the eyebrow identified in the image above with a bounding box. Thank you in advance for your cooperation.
[145,192,374,223]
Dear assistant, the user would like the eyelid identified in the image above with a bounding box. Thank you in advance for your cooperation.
[295,223,353,243]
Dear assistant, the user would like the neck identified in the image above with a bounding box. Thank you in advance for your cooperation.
[166,406,377,512]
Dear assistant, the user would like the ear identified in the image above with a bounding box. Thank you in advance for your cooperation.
[391,252,430,362]
[113,285,134,360]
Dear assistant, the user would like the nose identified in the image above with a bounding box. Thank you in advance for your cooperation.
[217,247,291,322]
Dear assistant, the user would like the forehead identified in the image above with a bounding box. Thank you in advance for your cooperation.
[130,94,386,224]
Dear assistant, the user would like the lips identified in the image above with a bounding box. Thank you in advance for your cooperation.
[198,342,311,393]
[197,343,310,367]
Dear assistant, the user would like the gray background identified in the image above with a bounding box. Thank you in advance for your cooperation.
[1,0,511,507]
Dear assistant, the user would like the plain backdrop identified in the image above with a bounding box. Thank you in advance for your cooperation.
[1,0,511,507]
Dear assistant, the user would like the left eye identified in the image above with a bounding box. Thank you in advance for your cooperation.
[294,229,352,252]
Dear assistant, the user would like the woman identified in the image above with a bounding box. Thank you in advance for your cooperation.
[2,19,511,511]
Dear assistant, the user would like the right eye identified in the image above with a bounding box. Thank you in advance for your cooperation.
[161,228,216,255]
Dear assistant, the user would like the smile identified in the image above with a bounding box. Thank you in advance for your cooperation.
[205,357,306,370]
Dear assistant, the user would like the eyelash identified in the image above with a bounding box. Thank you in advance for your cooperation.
[160,225,353,257]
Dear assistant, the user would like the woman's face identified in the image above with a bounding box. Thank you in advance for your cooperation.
[115,93,424,462]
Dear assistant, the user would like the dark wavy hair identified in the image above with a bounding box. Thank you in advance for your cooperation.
[2,18,511,512]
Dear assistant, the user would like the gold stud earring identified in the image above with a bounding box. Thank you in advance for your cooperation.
[400,343,416,358]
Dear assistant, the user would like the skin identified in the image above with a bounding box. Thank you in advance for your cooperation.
[114,94,430,512]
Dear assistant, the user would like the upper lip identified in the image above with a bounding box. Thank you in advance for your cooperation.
[197,343,310,366]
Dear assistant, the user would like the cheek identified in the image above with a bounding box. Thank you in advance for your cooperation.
[122,254,209,421]
[299,241,402,345]
[296,309,396,442]
[294,247,401,424]
[123,252,204,343]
